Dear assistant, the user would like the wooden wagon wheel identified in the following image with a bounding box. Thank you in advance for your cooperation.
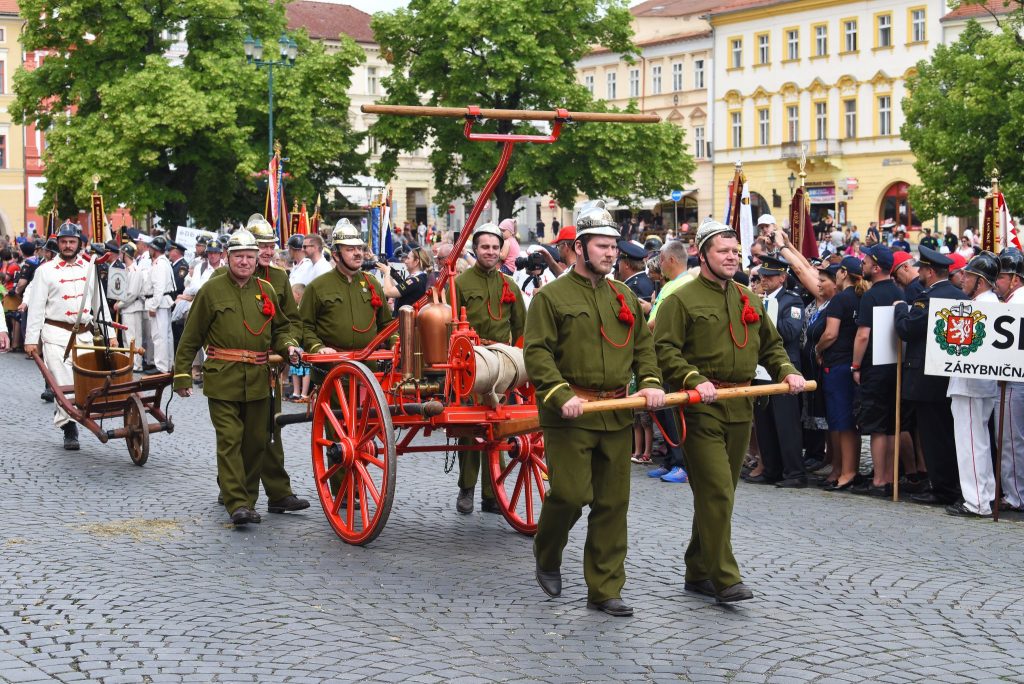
[124,394,150,466]
[311,360,396,545]
[487,430,548,535]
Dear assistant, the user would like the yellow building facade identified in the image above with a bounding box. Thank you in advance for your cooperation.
[0,2,26,239]
[709,0,948,234]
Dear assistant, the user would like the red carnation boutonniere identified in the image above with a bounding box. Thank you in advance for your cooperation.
[739,291,760,323]
[500,279,516,304]
[366,277,383,309]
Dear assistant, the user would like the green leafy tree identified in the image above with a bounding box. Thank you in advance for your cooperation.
[369,0,693,219]
[12,0,367,228]
[903,17,1024,216]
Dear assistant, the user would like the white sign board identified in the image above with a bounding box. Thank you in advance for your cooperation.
[871,306,901,366]
[925,298,1024,382]
[107,269,129,302]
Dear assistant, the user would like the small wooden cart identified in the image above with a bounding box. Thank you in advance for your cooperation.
[32,343,174,465]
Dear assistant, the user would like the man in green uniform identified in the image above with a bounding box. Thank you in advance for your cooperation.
[454,222,526,515]
[299,219,392,498]
[525,200,665,617]
[173,230,301,527]
[299,218,393,355]
[653,219,805,602]
[208,215,310,515]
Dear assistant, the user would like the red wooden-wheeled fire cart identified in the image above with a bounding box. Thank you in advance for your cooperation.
[277,104,660,545]
[277,104,816,546]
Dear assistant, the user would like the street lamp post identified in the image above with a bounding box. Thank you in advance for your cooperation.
[244,34,298,160]
[787,172,797,196]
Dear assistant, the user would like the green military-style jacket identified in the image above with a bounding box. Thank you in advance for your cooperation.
[172,274,298,401]
[524,270,662,431]
[299,268,393,351]
[212,264,300,341]
[455,264,526,344]
[653,274,799,424]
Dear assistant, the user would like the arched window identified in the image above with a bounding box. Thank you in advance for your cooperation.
[880,181,920,229]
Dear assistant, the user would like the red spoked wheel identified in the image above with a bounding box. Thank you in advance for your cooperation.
[487,431,548,535]
[311,360,396,545]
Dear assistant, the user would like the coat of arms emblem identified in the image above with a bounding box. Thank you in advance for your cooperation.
[934,302,986,356]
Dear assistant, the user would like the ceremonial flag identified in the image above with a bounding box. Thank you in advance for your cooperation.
[45,204,59,239]
[369,200,381,255]
[310,194,321,235]
[297,202,309,236]
[381,187,395,259]
[728,164,754,269]
[982,195,996,253]
[789,186,819,260]
[998,193,1023,252]
[265,149,287,245]
[90,192,112,244]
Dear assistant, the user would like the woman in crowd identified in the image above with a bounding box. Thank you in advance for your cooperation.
[844,237,865,260]
[814,256,869,490]
[956,235,976,260]
[377,245,433,311]
[775,231,835,483]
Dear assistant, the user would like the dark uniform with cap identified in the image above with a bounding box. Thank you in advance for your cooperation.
[750,254,805,485]
[525,201,663,614]
[654,219,801,601]
[618,240,656,304]
[893,245,966,504]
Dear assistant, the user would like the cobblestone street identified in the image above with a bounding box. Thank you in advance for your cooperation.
[1,352,1023,683]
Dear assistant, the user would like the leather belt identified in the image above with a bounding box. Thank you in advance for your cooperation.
[570,384,627,401]
[709,379,751,389]
[45,318,93,334]
[206,346,269,364]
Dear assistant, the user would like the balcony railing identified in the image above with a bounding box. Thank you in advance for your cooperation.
[781,139,843,160]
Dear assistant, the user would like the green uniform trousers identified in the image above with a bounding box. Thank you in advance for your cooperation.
[209,397,270,514]
[683,411,751,590]
[457,438,495,500]
[534,425,630,603]
[259,377,294,503]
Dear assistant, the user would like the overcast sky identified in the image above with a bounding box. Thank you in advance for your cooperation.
[332,0,646,15]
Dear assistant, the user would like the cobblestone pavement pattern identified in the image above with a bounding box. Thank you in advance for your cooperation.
[1,352,1023,684]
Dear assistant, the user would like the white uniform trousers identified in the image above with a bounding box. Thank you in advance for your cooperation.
[40,325,92,428]
[122,311,144,371]
[999,383,1024,509]
[951,395,996,515]
[151,308,173,372]
[142,316,154,365]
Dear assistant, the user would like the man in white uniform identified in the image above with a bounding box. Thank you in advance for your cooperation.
[993,248,1024,511]
[145,236,175,374]
[945,253,1002,517]
[112,243,146,372]
[24,223,116,449]
[135,235,155,369]
[288,233,332,286]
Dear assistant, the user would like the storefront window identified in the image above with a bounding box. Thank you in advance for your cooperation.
[880,181,919,229]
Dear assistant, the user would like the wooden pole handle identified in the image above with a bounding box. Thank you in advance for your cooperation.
[577,380,817,414]
[360,104,661,124]
[492,380,816,440]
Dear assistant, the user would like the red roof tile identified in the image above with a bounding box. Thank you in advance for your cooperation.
[286,1,374,44]
[942,0,1014,21]
[0,1,20,15]
[589,29,712,54]
[630,0,733,18]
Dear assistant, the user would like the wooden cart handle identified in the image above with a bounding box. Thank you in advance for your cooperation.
[493,380,816,440]
[360,104,660,124]
[74,344,144,355]
[579,380,816,414]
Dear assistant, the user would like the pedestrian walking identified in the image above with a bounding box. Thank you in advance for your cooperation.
[654,219,804,603]
[525,200,664,617]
